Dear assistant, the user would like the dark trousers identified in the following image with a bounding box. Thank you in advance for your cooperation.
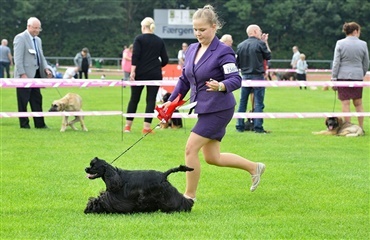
[297,73,307,89]
[16,70,46,128]
[0,61,10,78]
[126,85,159,123]
[79,70,88,79]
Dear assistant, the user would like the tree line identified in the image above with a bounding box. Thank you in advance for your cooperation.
[1,0,369,68]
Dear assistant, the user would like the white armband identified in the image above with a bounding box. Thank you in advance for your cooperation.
[223,63,238,74]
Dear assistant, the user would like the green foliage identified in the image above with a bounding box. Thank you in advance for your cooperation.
[0,0,369,63]
[0,74,369,239]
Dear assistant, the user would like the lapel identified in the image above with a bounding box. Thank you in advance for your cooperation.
[22,30,34,50]
[193,37,219,73]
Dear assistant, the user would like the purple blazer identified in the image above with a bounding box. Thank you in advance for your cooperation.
[169,37,241,114]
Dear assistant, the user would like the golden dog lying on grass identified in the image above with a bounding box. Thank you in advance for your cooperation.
[49,93,88,132]
[312,117,364,137]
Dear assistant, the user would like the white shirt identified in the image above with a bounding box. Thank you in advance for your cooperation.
[296,60,308,74]
[63,67,77,79]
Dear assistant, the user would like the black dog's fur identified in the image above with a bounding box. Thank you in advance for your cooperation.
[84,157,194,214]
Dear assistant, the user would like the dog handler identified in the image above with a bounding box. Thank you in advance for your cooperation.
[13,17,52,129]
[331,22,369,131]
[162,5,266,200]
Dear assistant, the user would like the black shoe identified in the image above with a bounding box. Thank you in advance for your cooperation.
[255,130,270,134]
[36,125,49,129]
[236,125,245,132]
[21,125,31,129]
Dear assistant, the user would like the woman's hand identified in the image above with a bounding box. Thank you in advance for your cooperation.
[161,101,172,111]
[206,79,224,91]
[130,72,135,81]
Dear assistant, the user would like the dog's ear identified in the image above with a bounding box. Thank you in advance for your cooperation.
[325,118,329,127]
[104,166,123,192]
[337,117,343,125]
[59,102,66,111]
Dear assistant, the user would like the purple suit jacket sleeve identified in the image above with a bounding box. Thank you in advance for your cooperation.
[169,37,241,114]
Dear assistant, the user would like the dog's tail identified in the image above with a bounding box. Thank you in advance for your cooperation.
[164,165,194,177]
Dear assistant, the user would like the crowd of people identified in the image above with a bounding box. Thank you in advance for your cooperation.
[2,9,369,202]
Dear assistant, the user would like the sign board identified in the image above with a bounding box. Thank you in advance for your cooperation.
[154,9,196,39]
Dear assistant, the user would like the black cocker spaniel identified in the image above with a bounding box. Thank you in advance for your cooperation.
[84,157,194,214]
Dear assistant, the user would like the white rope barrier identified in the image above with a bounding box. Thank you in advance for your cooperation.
[1,111,369,119]
[126,112,370,119]
[1,76,369,120]
[1,78,369,88]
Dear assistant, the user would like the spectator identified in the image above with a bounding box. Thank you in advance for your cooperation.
[0,39,13,78]
[162,5,266,200]
[220,34,233,47]
[331,22,369,130]
[121,44,133,81]
[177,42,188,68]
[290,46,300,69]
[124,17,169,134]
[235,24,271,133]
[296,53,308,89]
[13,17,52,129]
[74,47,92,79]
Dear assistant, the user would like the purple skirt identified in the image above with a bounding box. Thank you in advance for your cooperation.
[192,108,234,142]
[337,79,363,100]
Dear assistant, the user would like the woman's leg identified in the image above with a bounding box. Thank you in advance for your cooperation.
[183,132,209,199]
[202,141,257,173]
[143,86,159,126]
[203,141,263,192]
[353,98,364,128]
[184,133,262,198]
[341,99,351,123]
[125,86,144,126]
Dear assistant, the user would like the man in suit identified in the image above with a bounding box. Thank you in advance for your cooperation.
[13,17,52,129]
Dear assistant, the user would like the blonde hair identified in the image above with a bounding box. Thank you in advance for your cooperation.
[220,34,232,42]
[141,17,155,33]
[300,53,306,59]
[193,5,223,31]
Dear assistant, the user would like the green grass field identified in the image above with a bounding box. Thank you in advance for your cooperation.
[1,74,369,239]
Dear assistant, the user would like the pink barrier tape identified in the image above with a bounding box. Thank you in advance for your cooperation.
[1,111,369,119]
[267,68,332,73]
[1,78,369,88]
[241,80,370,87]
[267,68,370,74]
[0,111,122,118]
[0,78,175,88]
